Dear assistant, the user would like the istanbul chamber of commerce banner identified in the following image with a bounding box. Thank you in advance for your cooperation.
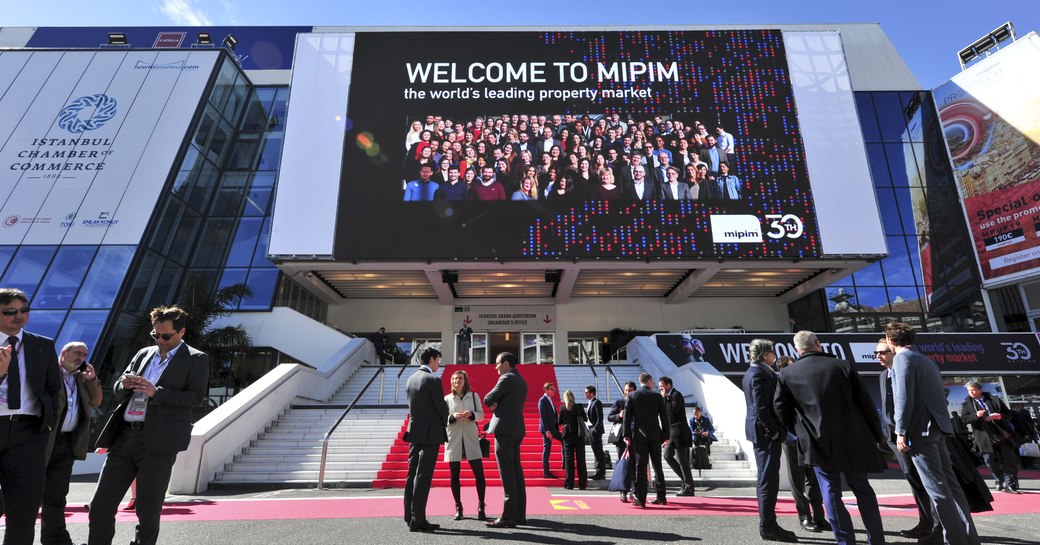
[933,33,1040,285]
[333,30,823,261]
[0,49,219,246]
[656,332,1040,375]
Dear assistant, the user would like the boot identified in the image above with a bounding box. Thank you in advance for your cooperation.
[477,502,487,521]
[454,503,463,521]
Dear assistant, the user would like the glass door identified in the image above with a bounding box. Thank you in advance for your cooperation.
[522,332,555,364]
[568,338,601,364]
[454,332,487,364]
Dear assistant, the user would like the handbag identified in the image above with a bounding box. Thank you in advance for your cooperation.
[607,450,630,491]
[472,392,491,458]
[608,421,623,444]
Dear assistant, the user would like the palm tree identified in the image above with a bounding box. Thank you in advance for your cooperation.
[177,274,254,388]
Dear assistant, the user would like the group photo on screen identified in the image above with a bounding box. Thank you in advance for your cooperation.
[402,113,741,204]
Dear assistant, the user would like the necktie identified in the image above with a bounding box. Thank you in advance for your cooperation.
[7,336,20,410]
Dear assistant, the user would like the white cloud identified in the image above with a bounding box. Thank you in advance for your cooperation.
[158,0,215,26]
[220,0,240,25]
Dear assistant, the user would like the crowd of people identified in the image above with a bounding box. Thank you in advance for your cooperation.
[402,323,1037,544]
[401,113,742,203]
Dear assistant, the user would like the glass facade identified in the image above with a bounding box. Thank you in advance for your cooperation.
[792,91,989,334]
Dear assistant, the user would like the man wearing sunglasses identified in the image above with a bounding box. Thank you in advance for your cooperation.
[87,306,208,545]
[0,287,62,545]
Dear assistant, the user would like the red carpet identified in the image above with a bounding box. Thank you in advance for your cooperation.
[50,488,1038,524]
[372,363,564,488]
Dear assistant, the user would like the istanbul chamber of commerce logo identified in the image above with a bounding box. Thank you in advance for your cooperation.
[58,94,118,134]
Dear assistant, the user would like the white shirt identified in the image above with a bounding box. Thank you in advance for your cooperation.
[0,330,41,417]
[59,367,80,432]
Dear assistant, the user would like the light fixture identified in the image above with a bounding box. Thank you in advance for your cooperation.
[222,34,238,51]
[957,22,1016,69]
[107,32,128,46]
[196,32,211,46]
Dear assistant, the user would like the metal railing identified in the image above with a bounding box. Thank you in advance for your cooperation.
[317,366,386,488]
[611,345,628,363]
[604,365,625,403]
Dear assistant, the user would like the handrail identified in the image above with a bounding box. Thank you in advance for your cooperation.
[611,345,627,363]
[579,343,598,376]
[317,366,385,488]
[604,365,625,403]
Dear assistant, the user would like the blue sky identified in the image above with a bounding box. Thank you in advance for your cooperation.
[4,0,1036,88]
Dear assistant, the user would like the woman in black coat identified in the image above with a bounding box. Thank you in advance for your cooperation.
[558,390,588,490]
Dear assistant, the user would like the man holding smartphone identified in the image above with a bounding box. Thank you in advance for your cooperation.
[42,341,102,545]
[86,306,208,545]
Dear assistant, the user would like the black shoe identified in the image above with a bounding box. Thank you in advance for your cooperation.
[619,491,629,503]
[517,518,527,525]
[632,500,645,508]
[814,519,831,532]
[900,524,931,538]
[409,521,440,532]
[799,517,820,533]
[760,526,798,542]
[918,530,943,544]
[591,473,606,480]
[542,472,559,478]
[486,518,517,528]
[651,497,667,505]
[477,503,487,521]
[676,487,695,497]
[1005,487,1021,494]
[454,503,463,521]
[563,483,574,489]
[996,481,1005,491]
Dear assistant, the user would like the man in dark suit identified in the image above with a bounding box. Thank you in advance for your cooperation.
[403,347,448,532]
[42,341,102,545]
[0,288,62,545]
[583,385,607,480]
[88,305,208,545]
[875,337,940,541]
[698,135,729,176]
[776,331,886,545]
[538,382,561,478]
[742,339,797,543]
[484,352,528,528]
[659,376,695,496]
[622,372,668,507]
[961,380,1019,493]
[887,322,981,545]
[622,164,659,203]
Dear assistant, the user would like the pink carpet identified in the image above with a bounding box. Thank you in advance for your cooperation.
[50,488,1038,524]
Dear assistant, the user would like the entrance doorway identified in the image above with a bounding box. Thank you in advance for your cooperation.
[485,332,555,364]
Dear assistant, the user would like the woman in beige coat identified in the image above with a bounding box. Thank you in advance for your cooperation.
[444,370,487,521]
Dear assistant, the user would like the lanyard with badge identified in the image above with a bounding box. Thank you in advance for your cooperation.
[126,352,170,417]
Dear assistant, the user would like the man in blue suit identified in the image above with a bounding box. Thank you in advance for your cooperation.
[887,322,981,545]
[403,347,449,532]
[538,382,562,478]
[742,339,797,543]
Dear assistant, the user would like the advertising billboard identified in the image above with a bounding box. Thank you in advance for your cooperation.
[933,33,1040,285]
[277,30,841,260]
[656,332,1040,375]
[0,49,220,246]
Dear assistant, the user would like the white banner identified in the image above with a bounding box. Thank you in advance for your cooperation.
[0,49,219,246]
[452,305,556,331]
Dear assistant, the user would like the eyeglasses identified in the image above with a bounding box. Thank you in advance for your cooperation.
[874,350,892,355]
[1,305,30,316]
[150,330,178,341]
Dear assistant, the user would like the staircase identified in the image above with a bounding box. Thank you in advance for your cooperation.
[373,363,567,488]
[211,365,406,488]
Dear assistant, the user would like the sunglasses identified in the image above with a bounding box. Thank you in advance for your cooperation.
[150,330,178,341]
[1,305,30,316]
[874,350,892,355]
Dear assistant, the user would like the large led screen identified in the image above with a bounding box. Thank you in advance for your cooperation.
[333,30,822,260]
[933,33,1040,285]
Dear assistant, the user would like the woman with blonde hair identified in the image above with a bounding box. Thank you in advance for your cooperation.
[557,390,589,490]
[445,369,487,520]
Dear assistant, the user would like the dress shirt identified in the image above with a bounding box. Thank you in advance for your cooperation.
[124,342,183,422]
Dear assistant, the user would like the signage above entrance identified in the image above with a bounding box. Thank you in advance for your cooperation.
[453,305,555,331]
